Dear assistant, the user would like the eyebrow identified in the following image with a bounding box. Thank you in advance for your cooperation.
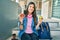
[30,5,34,8]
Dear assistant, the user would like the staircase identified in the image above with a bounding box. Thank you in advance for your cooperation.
[7,21,60,40]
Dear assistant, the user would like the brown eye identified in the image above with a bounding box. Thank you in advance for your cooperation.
[33,7,34,8]
[29,4,34,9]
[29,5,31,8]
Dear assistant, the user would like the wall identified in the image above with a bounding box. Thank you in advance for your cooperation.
[0,0,18,40]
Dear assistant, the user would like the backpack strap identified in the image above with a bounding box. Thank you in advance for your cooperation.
[45,22,48,31]
[41,23,44,32]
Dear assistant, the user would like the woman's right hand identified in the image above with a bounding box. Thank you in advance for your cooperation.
[19,13,25,23]
[19,13,25,30]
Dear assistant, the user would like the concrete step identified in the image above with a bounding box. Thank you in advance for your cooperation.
[7,27,60,40]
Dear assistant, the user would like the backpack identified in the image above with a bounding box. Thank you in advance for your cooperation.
[38,22,52,39]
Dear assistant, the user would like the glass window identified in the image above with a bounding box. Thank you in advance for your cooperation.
[52,0,60,18]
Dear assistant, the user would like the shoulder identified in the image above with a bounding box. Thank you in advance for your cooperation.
[23,17,27,22]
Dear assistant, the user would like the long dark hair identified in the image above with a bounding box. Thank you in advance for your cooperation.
[24,2,37,25]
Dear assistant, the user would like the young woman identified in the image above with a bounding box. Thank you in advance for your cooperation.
[18,2,40,40]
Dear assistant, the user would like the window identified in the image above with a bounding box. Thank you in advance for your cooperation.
[52,0,60,18]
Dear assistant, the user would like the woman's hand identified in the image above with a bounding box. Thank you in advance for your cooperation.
[38,19,43,24]
[19,13,25,23]
[19,13,25,30]
[36,19,43,30]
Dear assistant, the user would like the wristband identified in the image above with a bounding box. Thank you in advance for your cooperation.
[20,22,23,25]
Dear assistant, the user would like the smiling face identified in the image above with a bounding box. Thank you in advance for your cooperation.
[25,2,37,25]
[28,4,34,14]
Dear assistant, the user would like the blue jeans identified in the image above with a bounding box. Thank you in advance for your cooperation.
[21,33,39,40]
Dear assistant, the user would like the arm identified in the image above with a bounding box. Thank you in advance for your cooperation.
[36,17,42,30]
[19,21,23,30]
[19,13,25,30]
[36,22,41,30]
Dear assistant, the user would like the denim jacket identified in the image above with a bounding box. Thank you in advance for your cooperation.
[18,17,38,38]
